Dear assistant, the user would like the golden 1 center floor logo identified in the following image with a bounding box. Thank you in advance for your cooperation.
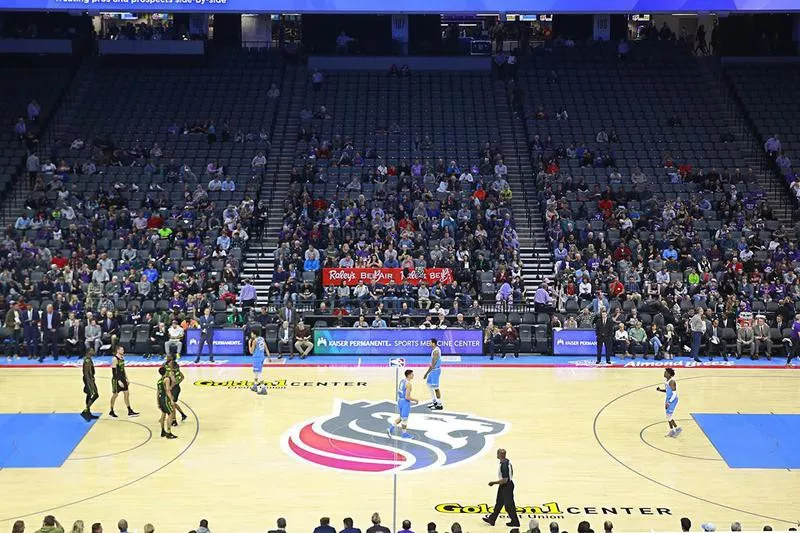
[436,503,674,518]
[194,379,368,389]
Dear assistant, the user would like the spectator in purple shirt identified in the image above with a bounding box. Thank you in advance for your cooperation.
[398,521,415,533]
[239,279,257,311]
[169,291,186,312]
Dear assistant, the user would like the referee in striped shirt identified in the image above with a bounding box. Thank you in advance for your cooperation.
[482,448,521,527]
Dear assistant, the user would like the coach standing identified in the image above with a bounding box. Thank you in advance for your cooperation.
[594,309,614,364]
[196,307,214,363]
[482,449,520,527]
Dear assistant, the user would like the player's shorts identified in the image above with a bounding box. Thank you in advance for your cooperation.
[398,399,411,421]
[83,380,98,397]
[252,354,265,374]
[172,385,181,402]
[112,378,129,393]
[158,395,173,415]
[426,368,441,388]
[666,399,678,420]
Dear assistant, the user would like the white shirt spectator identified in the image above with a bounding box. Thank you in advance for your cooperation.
[494,161,508,176]
[353,284,370,298]
[221,177,236,191]
[251,152,267,169]
[764,135,781,153]
[208,178,222,191]
[26,153,39,173]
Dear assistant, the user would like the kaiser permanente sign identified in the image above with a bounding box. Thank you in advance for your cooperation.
[552,329,605,356]
[313,328,483,356]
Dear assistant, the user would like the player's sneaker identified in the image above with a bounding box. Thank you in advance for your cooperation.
[250,384,258,392]
[673,427,683,436]
[387,426,395,437]
[257,387,268,395]
[666,429,676,437]
[400,432,414,439]
[433,404,443,410]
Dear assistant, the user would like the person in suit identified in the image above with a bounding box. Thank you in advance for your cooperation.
[196,307,214,363]
[39,304,61,362]
[277,301,297,326]
[705,317,726,361]
[594,308,614,364]
[277,320,293,359]
[267,518,287,533]
[85,318,102,354]
[101,310,119,353]
[736,320,755,359]
[21,303,40,360]
[65,314,85,359]
[753,315,772,360]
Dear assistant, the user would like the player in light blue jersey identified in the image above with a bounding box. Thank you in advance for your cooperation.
[389,369,418,439]
[656,367,681,437]
[423,338,443,410]
[249,330,270,395]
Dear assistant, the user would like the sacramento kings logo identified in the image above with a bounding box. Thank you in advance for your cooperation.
[282,399,509,473]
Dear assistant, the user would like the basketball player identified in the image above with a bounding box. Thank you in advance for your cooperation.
[656,367,681,437]
[157,366,177,439]
[164,355,188,425]
[249,330,269,395]
[80,348,99,421]
[388,369,418,439]
[423,338,443,410]
[109,345,139,418]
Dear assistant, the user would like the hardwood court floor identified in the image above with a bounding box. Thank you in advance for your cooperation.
[0,365,798,532]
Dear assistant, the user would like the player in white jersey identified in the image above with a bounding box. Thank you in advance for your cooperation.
[656,367,681,437]
[423,339,443,410]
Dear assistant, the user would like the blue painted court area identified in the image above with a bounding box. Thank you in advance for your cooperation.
[692,413,800,469]
[0,413,97,468]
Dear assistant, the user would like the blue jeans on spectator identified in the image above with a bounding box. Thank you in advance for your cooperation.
[384,296,399,312]
[691,331,702,359]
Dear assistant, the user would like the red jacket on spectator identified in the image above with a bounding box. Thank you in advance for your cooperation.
[598,198,614,212]
[613,245,632,262]
[608,279,625,298]
[147,215,163,229]
[51,256,68,269]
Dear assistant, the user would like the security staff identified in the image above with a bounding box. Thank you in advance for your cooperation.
[482,448,520,527]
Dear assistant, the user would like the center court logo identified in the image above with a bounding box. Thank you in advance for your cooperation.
[282,399,508,473]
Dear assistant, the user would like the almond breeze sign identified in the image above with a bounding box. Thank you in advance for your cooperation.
[313,328,483,356]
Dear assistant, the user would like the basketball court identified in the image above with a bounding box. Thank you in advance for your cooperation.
[0,361,798,532]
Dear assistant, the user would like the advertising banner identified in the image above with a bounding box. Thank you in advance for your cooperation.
[313,328,483,355]
[552,329,605,355]
[186,328,245,355]
[322,267,453,287]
